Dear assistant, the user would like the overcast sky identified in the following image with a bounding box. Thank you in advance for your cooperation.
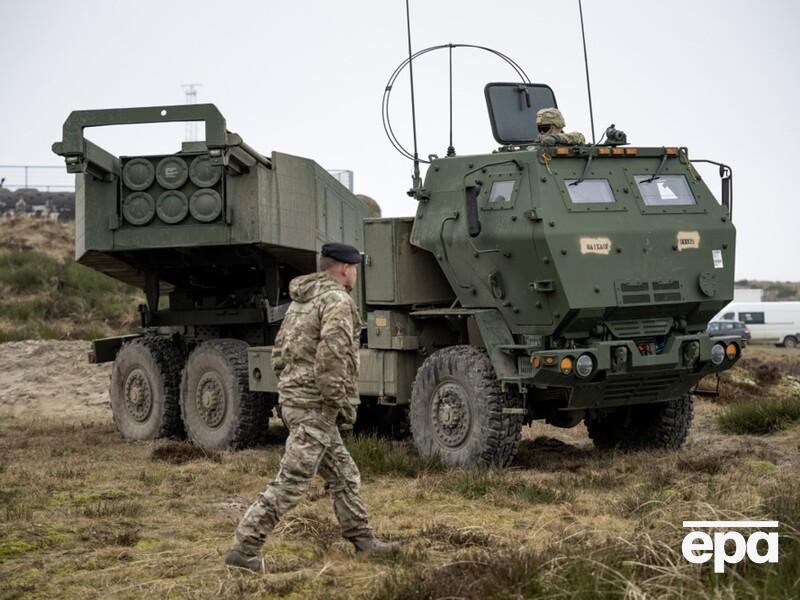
[2,0,798,280]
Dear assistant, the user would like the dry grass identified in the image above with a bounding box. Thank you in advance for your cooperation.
[0,342,799,599]
[1,402,797,598]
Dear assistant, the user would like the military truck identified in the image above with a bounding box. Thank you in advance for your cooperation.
[53,87,741,467]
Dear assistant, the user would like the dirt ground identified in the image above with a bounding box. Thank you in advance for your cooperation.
[1,342,799,599]
[0,341,110,419]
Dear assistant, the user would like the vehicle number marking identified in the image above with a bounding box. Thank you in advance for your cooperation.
[677,230,700,250]
[580,237,612,255]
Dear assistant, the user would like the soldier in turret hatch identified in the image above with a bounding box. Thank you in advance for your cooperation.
[535,107,586,146]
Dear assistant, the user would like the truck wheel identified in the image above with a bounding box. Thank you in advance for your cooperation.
[410,346,522,467]
[180,339,268,451]
[586,394,693,451]
[783,336,798,349]
[110,336,183,441]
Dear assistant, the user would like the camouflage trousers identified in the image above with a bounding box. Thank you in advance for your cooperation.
[232,405,372,554]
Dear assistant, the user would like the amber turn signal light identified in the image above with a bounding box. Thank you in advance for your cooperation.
[559,356,573,374]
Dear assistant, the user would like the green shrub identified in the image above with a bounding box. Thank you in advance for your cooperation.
[345,436,443,478]
[718,397,800,435]
[0,251,59,291]
[0,248,141,339]
[62,260,122,294]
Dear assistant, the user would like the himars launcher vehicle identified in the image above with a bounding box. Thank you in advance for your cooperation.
[53,82,741,467]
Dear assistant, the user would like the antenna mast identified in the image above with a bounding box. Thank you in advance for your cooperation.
[181,83,202,141]
[405,0,421,196]
[577,0,596,144]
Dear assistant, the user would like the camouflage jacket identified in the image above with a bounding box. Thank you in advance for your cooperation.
[271,272,361,410]
[532,131,587,146]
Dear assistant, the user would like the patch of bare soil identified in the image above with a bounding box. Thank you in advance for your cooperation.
[0,340,110,420]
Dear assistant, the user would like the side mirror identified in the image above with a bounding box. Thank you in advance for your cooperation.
[720,165,733,219]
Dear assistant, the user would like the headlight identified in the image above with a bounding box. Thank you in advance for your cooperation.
[710,343,726,365]
[575,354,594,378]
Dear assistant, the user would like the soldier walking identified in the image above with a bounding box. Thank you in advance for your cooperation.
[225,242,399,572]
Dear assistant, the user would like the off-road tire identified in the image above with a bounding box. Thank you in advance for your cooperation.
[586,394,694,451]
[110,336,184,441]
[782,336,798,349]
[409,346,522,467]
[353,402,411,440]
[180,339,268,450]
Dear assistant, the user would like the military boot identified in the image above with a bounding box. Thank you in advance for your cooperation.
[350,536,400,555]
[224,549,261,572]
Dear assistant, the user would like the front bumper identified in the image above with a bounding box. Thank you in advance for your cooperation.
[519,334,741,409]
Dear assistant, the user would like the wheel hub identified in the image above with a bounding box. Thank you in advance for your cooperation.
[431,382,471,447]
[196,373,226,428]
[124,369,153,422]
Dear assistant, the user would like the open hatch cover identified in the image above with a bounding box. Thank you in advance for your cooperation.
[484,83,558,145]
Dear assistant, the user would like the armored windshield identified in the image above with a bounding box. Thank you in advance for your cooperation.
[635,175,695,206]
[564,179,615,204]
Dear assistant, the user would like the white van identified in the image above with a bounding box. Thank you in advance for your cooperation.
[714,302,800,347]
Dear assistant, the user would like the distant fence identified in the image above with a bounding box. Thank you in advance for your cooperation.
[0,165,75,192]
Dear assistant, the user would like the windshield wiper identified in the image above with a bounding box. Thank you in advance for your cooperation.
[569,128,609,186]
[643,151,670,184]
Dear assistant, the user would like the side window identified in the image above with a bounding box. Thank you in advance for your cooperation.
[489,180,515,203]
[709,323,719,331]
[722,312,734,320]
[723,323,735,330]
[738,312,765,324]
[479,172,520,211]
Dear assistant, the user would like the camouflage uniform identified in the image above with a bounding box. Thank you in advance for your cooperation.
[542,131,586,145]
[231,272,371,555]
[535,107,586,146]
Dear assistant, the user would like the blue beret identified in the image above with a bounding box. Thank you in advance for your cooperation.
[321,242,362,264]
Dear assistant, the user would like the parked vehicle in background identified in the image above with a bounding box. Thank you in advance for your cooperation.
[708,320,751,345]
[715,302,800,348]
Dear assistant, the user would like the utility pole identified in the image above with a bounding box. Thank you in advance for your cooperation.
[181,83,202,141]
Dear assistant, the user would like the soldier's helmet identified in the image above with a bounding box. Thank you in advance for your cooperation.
[536,107,566,129]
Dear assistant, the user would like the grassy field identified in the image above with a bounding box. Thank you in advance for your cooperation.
[0,219,141,342]
[0,218,799,597]
[1,346,799,599]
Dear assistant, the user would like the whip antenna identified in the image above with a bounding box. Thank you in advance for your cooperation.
[578,0,596,144]
[405,0,421,195]
[447,44,455,157]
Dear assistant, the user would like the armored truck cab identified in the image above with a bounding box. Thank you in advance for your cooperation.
[341,84,740,466]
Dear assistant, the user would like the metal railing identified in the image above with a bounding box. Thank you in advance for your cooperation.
[0,165,75,192]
